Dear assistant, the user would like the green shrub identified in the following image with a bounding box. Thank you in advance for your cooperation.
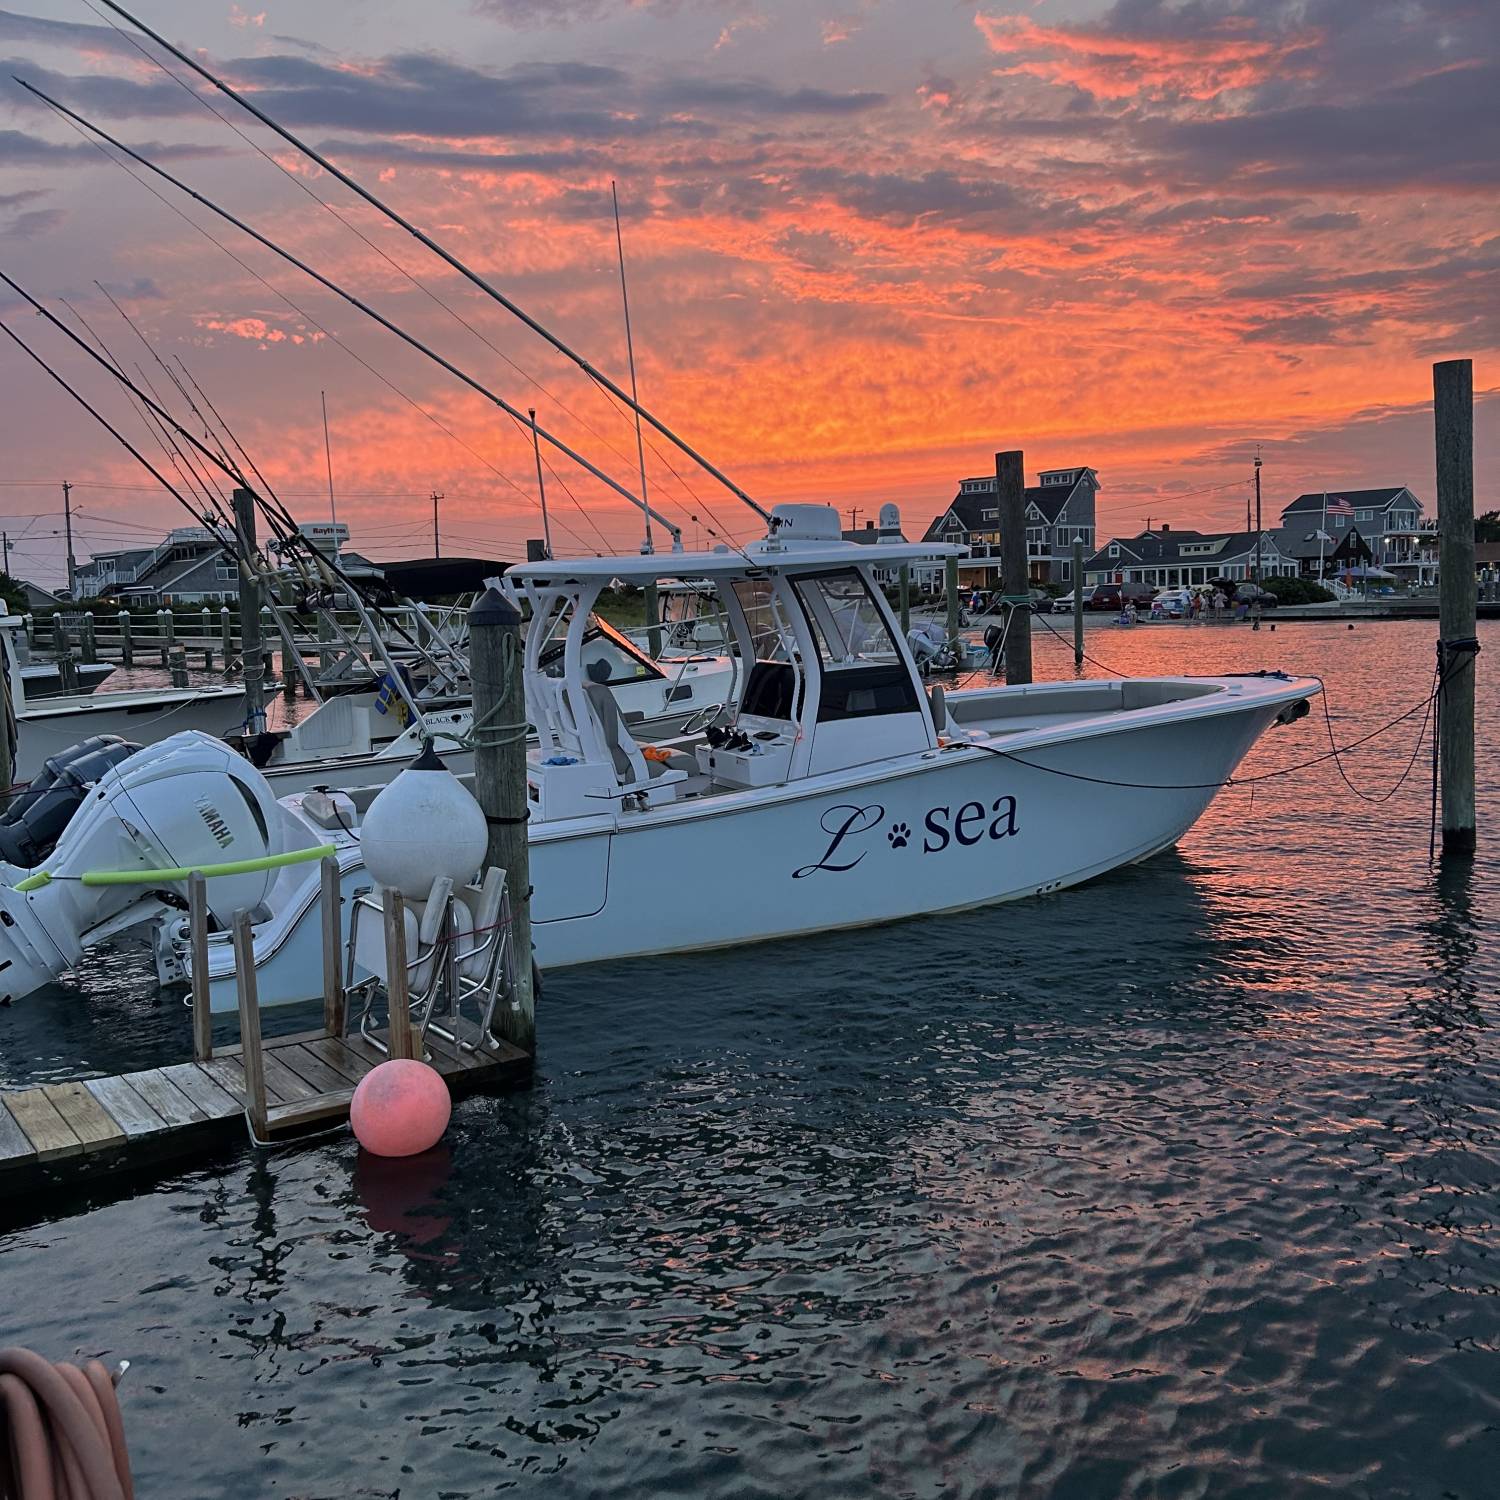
[1261,575,1335,605]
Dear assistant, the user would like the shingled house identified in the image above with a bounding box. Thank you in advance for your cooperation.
[922,466,1098,587]
[1083,524,1299,589]
[1279,488,1425,570]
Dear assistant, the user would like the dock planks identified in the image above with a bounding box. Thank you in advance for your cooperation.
[1,1018,530,1193]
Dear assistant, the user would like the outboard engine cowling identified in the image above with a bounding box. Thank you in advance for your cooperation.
[0,735,142,868]
[0,730,284,1005]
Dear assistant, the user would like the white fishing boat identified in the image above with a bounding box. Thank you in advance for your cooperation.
[0,610,251,783]
[0,503,1323,1015]
[243,611,736,798]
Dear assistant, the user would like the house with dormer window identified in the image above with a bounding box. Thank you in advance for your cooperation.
[1278,488,1426,573]
[1083,524,1298,588]
[922,465,1099,585]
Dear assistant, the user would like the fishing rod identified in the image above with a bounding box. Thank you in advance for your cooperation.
[1,269,445,721]
[15,80,686,552]
[89,0,770,523]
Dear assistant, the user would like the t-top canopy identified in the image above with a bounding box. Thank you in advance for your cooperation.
[511,504,966,587]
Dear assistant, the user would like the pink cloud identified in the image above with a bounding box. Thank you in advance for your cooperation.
[974,11,1319,101]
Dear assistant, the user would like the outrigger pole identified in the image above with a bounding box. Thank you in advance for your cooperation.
[16,80,685,553]
[90,0,771,524]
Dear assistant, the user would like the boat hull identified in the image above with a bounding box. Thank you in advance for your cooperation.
[15,687,250,782]
[184,679,1302,1008]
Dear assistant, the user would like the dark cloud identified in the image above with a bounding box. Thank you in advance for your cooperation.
[0,8,140,57]
[3,204,62,239]
[1287,211,1361,232]
[1147,61,1500,190]
[0,123,226,166]
[971,0,1500,194]
[5,46,883,147]
[791,165,1097,235]
[313,137,603,173]
[471,0,699,25]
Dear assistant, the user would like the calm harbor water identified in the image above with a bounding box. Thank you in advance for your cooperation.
[2,619,1496,1498]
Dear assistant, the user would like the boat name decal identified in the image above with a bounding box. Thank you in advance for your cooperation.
[793,795,1019,878]
[792,803,884,878]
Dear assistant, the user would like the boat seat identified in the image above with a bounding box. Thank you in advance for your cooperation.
[581,682,686,801]
[453,866,506,981]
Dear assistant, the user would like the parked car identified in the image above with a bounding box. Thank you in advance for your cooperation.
[1152,587,1193,617]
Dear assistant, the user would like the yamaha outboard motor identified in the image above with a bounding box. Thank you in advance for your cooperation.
[0,730,283,1005]
[0,736,142,868]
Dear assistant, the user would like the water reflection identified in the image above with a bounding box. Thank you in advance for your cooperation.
[0,621,1495,1497]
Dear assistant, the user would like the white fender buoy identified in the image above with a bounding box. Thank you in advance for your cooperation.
[359,741,487,898]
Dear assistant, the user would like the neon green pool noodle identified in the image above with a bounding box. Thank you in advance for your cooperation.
[76,843,337,887]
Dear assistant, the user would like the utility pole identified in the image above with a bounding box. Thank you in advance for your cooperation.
[320,390,338,525]
[1434,358,1477,856]
[529,408,552,559]
[848,507,862,533]
[1253,449,1263,581]
[1,531,9,576]
[61,480,76,597]
[431,491,443,558]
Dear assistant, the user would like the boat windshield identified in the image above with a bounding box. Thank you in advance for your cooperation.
[792,570,898,664]
[537,619,662,685]
[730,577,795,663]
[791,569,919,721]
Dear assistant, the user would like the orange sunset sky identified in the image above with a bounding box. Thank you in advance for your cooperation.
[0,0,1495,581]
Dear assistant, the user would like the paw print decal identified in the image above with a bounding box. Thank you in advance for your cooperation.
[887,821,911,849]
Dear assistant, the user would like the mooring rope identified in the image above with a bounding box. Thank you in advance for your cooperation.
[965,655,1474,796]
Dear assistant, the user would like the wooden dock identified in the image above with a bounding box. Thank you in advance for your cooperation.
[0,1017,529,1190]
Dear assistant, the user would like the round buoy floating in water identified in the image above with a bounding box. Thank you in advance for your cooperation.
[350,1058,452,1157]
[359,740,488,898]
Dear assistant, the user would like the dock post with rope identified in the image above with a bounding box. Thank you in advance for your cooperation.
[233,488,266,736]
[469,586,536,1055]
[1434,358,1478,856]
[996,449,1033,685]
[1072,538,1085,669]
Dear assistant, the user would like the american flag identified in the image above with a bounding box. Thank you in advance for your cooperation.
[1327,496,1354,517]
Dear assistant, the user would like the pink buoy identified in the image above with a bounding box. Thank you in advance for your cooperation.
[350,1058,452,1157]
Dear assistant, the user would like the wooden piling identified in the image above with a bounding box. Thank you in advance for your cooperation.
[80,611,97,665]
[644,579,662,659]
[0,660,13,814]
[188,873,213,1062]
[158,608,175,667]
[231,910,269,1141]
[469,587,535,1052]
[945,556,960,649]
[1434,357,1477,855]
[117,609,132,668]
[233,489,266,734]
[220,605,234,664]
[996,449,1033,685]
[1072,537,1085,669]
[382,888,414,1060]
[321,856,345,1039]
